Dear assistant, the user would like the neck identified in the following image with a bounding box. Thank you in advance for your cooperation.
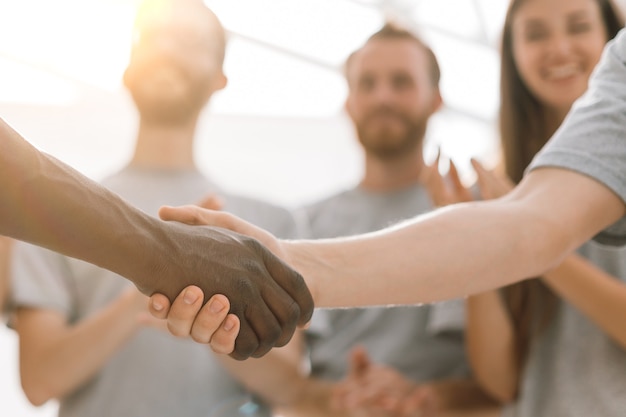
[360,148,426,192]
[130,118,198,170]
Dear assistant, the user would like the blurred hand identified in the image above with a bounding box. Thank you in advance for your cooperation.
[470,159,515,200]
[151,205,312,360]
[423,150,473,207]
[332,347,424,417]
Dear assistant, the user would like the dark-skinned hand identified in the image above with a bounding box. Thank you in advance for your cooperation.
[138,219,314,360]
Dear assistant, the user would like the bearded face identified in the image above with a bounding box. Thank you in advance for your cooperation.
[345,39,441,160]
[354,104,429,159]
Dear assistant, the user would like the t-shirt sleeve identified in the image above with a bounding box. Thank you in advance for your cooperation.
[11,241,74,315]
[528,28,626,204]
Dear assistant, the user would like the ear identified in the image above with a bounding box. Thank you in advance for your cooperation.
[431,88,443,113]
[212,71,227,92]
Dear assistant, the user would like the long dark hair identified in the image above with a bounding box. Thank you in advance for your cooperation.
[498,0,624,372]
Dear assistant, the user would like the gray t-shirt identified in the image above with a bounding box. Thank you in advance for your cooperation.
[502,241,626,417]
[529,28,626,242]
[506,29,626,417]
[302,184,469,382]
[11,166,301,417]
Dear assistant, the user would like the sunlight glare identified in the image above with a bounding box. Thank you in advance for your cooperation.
[0,0,137,105]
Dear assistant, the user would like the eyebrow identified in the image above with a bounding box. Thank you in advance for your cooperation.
[521,8,594,26]
[567,10,593,20]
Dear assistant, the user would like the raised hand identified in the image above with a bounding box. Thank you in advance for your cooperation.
[423,150,473,207]
[470,159,515,200]
[153,205,311,360]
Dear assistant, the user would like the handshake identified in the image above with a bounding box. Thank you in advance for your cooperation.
[145,204,314,360]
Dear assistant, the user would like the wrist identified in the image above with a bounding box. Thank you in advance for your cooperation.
[120,215,180,296]
[284,240,319,306]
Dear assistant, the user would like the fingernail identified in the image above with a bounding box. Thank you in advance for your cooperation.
[152,300,163,311]
[184,289,199,304]
[209,298,225,313]
[223,316,236,331]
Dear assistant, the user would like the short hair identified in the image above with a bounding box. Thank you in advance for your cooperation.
[344,22,441,88]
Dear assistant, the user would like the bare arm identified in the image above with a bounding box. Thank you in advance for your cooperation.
[465,291,518,403]
[0,118,313,358]
[286,168,625,307]
[0,119,168,291]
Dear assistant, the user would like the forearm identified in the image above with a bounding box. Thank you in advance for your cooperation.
[287,201,568,308]
[543,253,626,349]
[0,119,168,290]
[285,169,624,308]
[18,291,144,404]
[465,292,518,403]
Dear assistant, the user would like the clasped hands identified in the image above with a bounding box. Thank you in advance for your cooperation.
[147,198,312,360]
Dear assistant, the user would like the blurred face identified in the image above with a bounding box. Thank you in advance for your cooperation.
[512,0,607,114]
[124,2,225,124]
[345,38,441,159]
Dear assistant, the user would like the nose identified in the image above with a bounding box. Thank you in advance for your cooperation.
[371,81,396,105]
[546,32,573,58]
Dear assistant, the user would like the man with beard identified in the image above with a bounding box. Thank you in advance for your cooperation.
[8,1,304,416]
[244,23,492,416]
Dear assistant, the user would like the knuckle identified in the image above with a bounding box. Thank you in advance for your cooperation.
[285,299,301,323]
[209,339,232,355]
[275,328,296,347]
[254,323,282,354]
[191,332,211,344]
[194,313,217,330]
[233,337,258,360]
[167,322,188,338]
[228,350,247,361]
[251,343,273,358]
